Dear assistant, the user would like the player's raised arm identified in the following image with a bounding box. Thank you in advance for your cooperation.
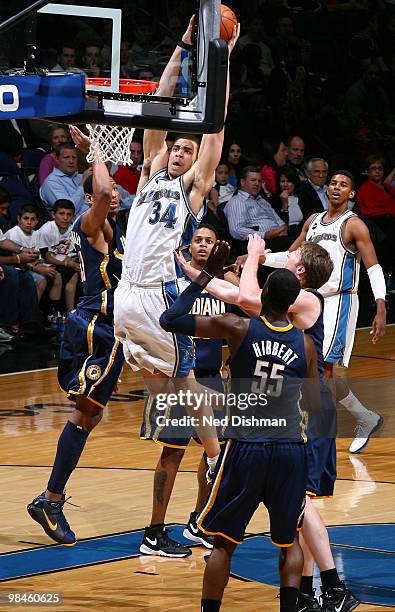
[139,17,196,188]
[348,217,386,343]
[80,161,112,238]
[187,23,240,214]
[237,234,266,316]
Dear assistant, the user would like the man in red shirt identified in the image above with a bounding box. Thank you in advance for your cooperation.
[113,139,143,196]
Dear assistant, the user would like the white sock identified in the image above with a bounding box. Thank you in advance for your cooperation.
[339,390,371,420]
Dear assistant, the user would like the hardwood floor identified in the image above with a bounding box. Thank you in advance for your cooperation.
[0,326,394,611]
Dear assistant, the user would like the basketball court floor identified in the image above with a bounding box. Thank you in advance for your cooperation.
[0,326,394,611]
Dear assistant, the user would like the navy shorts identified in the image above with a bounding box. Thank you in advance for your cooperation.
[198,440,307,546]
[58,309,124,409]
[306,389,337,497]
[140,370,226,449]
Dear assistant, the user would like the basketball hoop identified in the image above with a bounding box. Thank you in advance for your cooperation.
[85,78,158,165]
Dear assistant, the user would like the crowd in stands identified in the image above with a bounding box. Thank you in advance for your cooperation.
[0,0,395,342]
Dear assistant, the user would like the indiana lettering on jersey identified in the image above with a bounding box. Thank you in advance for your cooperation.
[136,188,181,206]
[309,233,337,244]
[190,296,227,316]
[252,340,299,365]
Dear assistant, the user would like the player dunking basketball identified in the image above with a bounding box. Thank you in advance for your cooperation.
[114,18,240,557]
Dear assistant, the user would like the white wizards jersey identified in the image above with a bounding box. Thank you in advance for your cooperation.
[306,210,361,296]
[122,168,204,285]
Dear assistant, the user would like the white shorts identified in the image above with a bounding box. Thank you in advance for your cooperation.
[114,277,194,377]
[323,292,359,368]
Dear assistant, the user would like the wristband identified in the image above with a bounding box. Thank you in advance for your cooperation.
[177,40,193,51]
[196,269,213,288]
[264,251,289,268]
[367,264,386,301]
[15,254,21,265]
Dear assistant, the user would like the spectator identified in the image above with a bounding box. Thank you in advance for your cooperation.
[224,165,288,246]
[3,204,60,303]
[238,16,274,77]
[298,157,329,217]
[225,141,243,188]
[39,124,71,185]
[50,44,84,73]
[39,143,90,216]
[210,161,236,206]
[275,165,304,238]
[80,43,102,77]
[261,137,288,195]
[357,154,395,218]
[113,139,143,196]
[39,199,80,315]
[0,187,11,232]
[343,58,393,132]
[0,245,43,338]
[286,134,307,180]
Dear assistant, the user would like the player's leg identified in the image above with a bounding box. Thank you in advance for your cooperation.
[278,536,304,612]
[323,294,383,453]
[301,497,359,611]
[184,452,213,549]
[139,368,193,557]
[28,310,123,545]
[201,535,237,610]
[27,395,102,546]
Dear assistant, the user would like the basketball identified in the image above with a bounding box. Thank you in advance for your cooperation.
[220,4,237,42]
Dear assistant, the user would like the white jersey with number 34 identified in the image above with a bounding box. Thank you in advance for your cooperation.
[121,168,203,285]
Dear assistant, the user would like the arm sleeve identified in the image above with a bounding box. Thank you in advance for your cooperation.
[159,281,203,335]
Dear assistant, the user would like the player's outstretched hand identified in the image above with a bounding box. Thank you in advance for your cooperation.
[182,15,195,46]
[204,240,230,278]
[228,23,241,54]
[370,311,386,344]
[247,233,266,256]
[69,125,90,154]
[174,249,200,281]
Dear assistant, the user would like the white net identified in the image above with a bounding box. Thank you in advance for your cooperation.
[86,124,135,165]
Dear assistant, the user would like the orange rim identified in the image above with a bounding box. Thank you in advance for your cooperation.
[86,78,157,94]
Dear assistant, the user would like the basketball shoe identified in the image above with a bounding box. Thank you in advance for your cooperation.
[297,590,322,611]
[349,412,384,453]
[183,512,214,548]
[27,492,76,545]
[140,525,192,557]
[321,583,360,611]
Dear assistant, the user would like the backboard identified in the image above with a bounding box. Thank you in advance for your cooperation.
[0,0,230,133]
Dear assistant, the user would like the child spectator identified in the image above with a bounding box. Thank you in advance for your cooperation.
[39,199,80,316]
[209,162,236,206]
[3,204,61,303]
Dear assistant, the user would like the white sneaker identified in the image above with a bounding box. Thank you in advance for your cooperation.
[0,328,13,343]
[349,412,384,453]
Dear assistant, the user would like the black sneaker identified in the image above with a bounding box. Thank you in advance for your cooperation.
[139,525,192,557]
[297,590,322,611]
[183,512,214,549]
[321,583,360,612]
[27,492,76,545]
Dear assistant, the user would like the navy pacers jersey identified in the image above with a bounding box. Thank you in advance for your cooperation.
[304,289,325,380]
[229,317,308,442]
[71,214,124,315]
[190,283,232,372]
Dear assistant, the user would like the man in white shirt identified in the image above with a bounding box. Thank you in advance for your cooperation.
[298,157,329,218]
